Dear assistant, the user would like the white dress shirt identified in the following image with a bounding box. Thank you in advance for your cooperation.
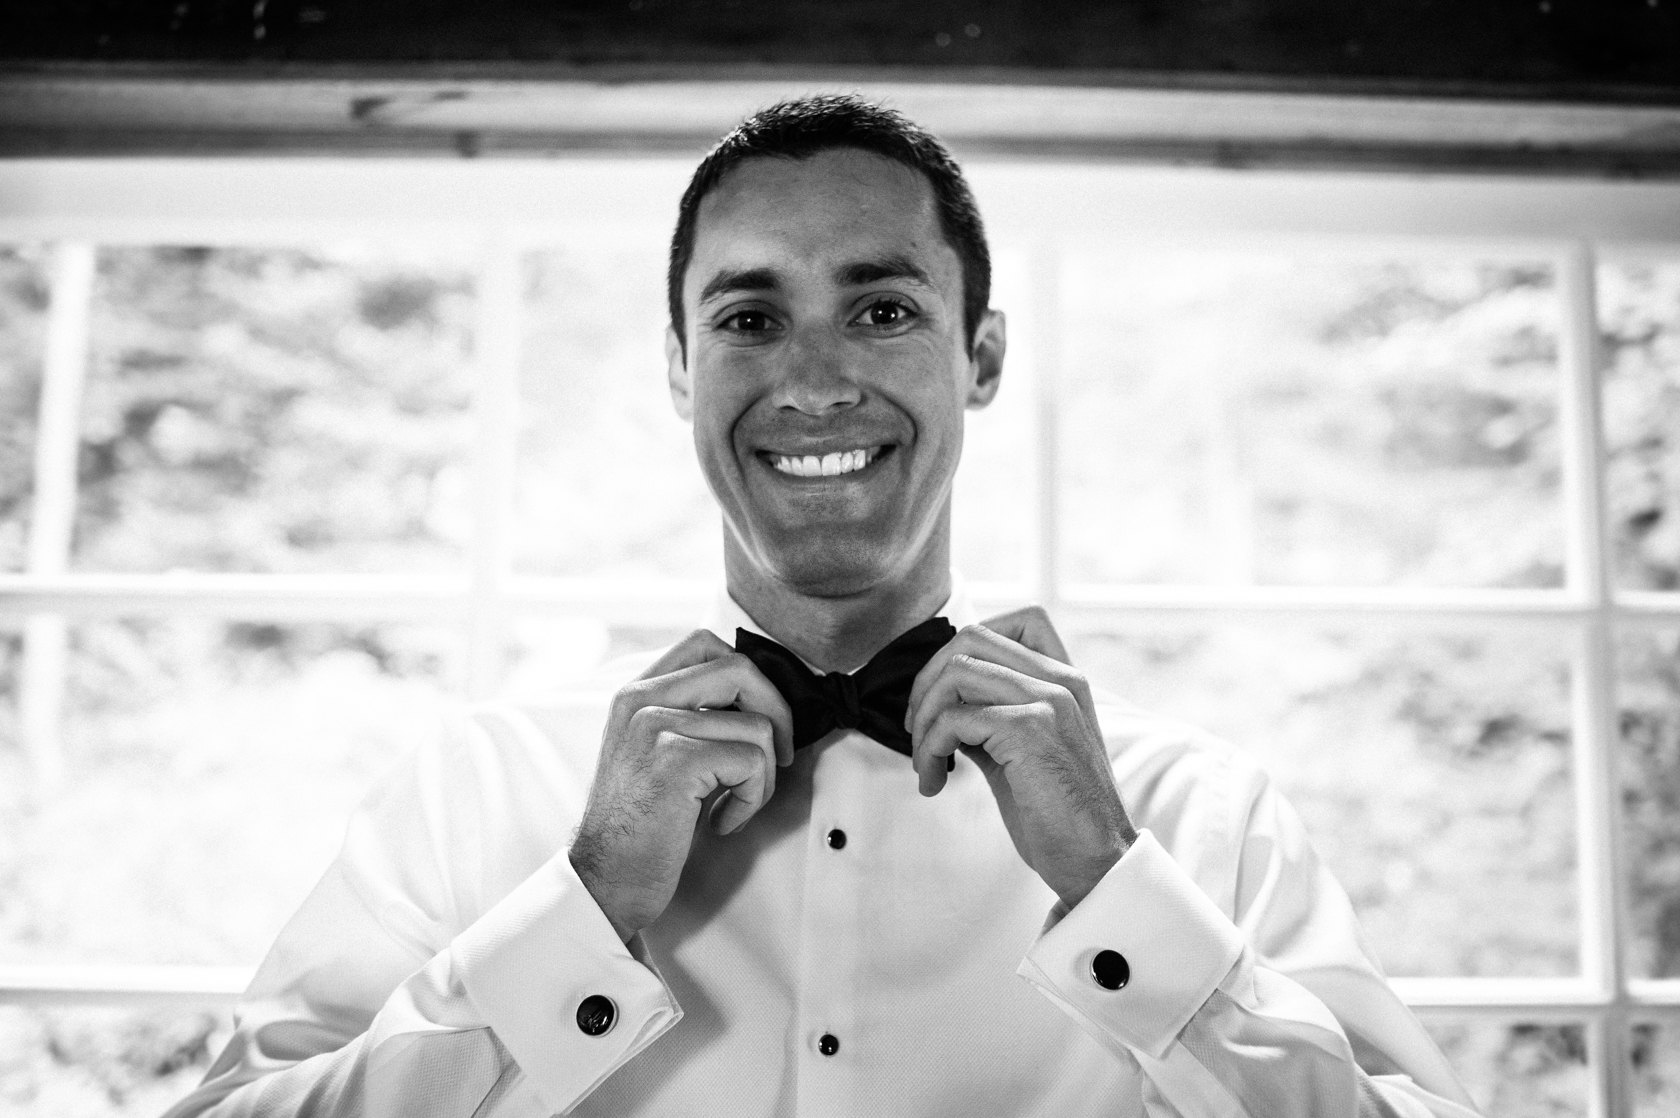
[164,587,1482,1118]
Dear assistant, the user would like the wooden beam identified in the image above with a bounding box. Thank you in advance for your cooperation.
[6,73,1680,175]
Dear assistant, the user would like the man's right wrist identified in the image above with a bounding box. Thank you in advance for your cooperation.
[568,844,637,944]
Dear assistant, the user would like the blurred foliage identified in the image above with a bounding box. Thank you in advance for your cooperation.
[0,246,47,571]
[71,245,476,573]
[1620,629,1680,979]
[1631,1022,1680,1117]
[0,1007,229,1117]
[1061,256,1565,587]
[1426,1020,1587,1118]
[1602,262,1680,592]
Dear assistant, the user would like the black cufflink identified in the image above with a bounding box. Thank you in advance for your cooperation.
[576,994,617,1036]
[1091,949,1130,991]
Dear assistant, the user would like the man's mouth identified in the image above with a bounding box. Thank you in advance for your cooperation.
[763,446,889,478]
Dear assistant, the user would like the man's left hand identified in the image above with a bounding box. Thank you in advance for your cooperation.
[906,606,1137,910]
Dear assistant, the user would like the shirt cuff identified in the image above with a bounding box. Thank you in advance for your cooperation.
[1017,828,1243,1060]
[451,847,682,1113]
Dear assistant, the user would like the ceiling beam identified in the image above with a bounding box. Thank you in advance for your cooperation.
[6,72,1680,175]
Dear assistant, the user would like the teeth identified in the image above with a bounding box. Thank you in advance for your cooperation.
[771,447,879,477]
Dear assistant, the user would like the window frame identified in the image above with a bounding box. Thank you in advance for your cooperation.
[2,137,1679,1118]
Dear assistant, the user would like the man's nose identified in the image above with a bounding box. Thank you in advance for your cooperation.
[771,326,862,414]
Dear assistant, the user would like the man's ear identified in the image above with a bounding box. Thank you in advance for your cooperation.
[965,309,1006,410]
[665,325,693,421]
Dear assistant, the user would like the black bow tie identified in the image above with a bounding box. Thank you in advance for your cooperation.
[735,617,957,756]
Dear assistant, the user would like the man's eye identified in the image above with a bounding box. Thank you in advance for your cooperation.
[856,299,916,328]
[723,310,773,332]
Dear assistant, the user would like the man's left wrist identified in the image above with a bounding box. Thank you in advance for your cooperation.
[1055,828,1134,910]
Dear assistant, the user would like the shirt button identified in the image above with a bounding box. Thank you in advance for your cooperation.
[817,1032,840,1056]
[826,828,847,849]
[1091,949,1130,991]
[576,994,617,1036]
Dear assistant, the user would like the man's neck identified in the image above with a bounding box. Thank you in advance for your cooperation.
[724,547,952,675]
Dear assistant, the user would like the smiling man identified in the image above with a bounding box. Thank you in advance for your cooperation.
[165,96,1481,1118]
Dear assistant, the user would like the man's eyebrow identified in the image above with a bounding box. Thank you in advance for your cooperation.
[837,255,934,288]
[698,267,780,305]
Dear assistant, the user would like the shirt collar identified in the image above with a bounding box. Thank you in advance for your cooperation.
[703,572,977,672]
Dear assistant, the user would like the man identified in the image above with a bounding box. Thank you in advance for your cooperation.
[166,95,1481,1117]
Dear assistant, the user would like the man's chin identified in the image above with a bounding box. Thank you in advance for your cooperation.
[760,538,901,600]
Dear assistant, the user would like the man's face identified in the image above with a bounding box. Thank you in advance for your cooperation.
[668,147,1004,598]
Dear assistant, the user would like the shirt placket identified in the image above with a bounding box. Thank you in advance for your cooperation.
[791,733,871,1118]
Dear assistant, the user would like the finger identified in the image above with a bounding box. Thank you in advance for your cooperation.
[979,605,1071,665]
[639,706,779,804]
[630,650,795,766]
[910,653,1050,750]
[653,731,772,835]
[695,739,774,835]
[915,703,1026,797]
[640,627,738,679]
[906,626,986,728]
[908,622,1086,732]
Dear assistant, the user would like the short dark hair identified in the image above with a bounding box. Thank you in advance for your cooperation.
[667,94,992,362]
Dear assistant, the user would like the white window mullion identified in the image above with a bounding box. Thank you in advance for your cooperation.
[466,239,524,700]
[1559,242,1631,1118]
[19,240,95,793]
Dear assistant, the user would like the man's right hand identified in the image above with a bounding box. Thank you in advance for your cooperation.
[568,630,794,943]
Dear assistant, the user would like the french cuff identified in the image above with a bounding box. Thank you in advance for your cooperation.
[1017,829,1243,1061]
[452,847,681,1114]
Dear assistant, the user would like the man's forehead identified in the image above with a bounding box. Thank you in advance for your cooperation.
[702,146,935,213]
[686,148,954,293]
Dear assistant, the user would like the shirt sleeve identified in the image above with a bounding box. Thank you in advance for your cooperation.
[161,706,681,1118]
[1016,762,1485,1118]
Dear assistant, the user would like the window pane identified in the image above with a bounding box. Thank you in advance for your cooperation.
[1619,628,1680,979]
[0,619,458,966]
[0,1005,230,1118]
[1633,1021,1680,1118]
[0,244,49,572]
[1601,259,1680,592]
[951,248,1034,583]
[74,246,476,574]
[516,244,720,580]
[1069,625,1577,976]
[0,621,20,757]
[1424,1019,1587,1118]
[1059,252,1564,588]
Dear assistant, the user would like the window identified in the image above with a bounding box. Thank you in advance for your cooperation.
[1,149,1677,1116]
